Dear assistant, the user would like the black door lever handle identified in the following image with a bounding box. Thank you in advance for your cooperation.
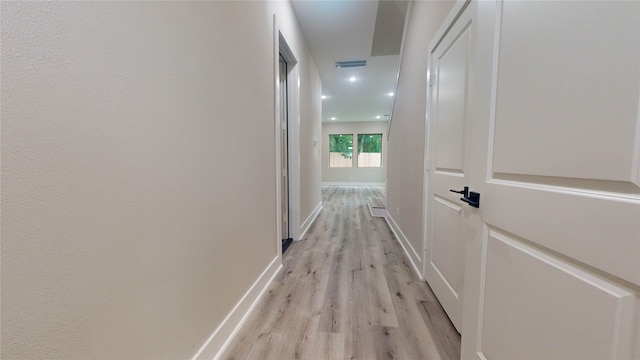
[461,192,480,208]
[450,186,469,197]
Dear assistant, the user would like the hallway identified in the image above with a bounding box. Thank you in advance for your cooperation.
[223,186,460,360]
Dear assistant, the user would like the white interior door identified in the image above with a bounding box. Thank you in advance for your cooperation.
[424,2,473,333]
[461,1,640,358]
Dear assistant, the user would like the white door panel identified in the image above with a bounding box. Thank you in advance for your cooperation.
[430,196,464,297]
[491,1,639,182]
[481,229,636,360]
[425,2,473,332]
[435,26,471,172]
[483,183,640,285]
[461,1,640,358]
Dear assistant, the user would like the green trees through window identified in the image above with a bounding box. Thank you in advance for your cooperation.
[357,134,382,167]
[329,133,382,168]
[357,134,382,153]
[329,134,353,167]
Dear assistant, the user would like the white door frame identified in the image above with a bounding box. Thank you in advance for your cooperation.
[280,34,301,243]
[274,14,301,259]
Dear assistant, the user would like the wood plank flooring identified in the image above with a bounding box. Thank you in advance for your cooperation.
[222,186,461,360]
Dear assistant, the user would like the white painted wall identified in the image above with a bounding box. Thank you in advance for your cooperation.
[386,1,455,270]
[298,47,323,236]
[1,1,321,359]
[321,121,388,184]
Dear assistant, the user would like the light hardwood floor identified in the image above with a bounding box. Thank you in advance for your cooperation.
[222,186,460,360]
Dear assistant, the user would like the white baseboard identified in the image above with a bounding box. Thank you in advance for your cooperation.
[299,201,322,240]
[321,181,386,186]
[192,256,283,360]
[384,213,424,281]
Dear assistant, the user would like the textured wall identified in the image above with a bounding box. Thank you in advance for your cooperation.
[299,54,323,224]
[385,1,455,269]
[1,1,320,359]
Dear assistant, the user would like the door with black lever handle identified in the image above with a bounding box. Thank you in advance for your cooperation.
[450,186,469,198]
[450,186,480,208]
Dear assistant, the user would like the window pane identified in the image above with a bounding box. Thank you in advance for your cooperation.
[357,134,382,168]
[329,134,353,168]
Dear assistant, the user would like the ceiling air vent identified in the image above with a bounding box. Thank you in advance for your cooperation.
[335,60,367,69]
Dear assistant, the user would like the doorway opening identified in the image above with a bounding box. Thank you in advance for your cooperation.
[275,25,300,257]
[279,53,293,253]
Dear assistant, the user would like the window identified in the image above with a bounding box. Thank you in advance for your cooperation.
[357,134,382,168]
[329,134,353,167]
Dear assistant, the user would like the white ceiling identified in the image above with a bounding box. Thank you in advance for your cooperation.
[290,0,408,123]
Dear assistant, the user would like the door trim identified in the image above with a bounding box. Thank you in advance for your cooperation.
[274,14,301,260]
[280,37,301,242]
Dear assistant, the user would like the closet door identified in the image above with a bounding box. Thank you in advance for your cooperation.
[424,2,474,333]
[461,1,640,358]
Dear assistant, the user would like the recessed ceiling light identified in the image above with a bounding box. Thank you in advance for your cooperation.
[376,115,381,119]
[331,117,336,120]
[388,92,395,96]
[321,95,327,100]
[349,76,357,82]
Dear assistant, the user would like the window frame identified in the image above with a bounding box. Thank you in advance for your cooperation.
[356,133,383,168]
[328,133,354,168]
